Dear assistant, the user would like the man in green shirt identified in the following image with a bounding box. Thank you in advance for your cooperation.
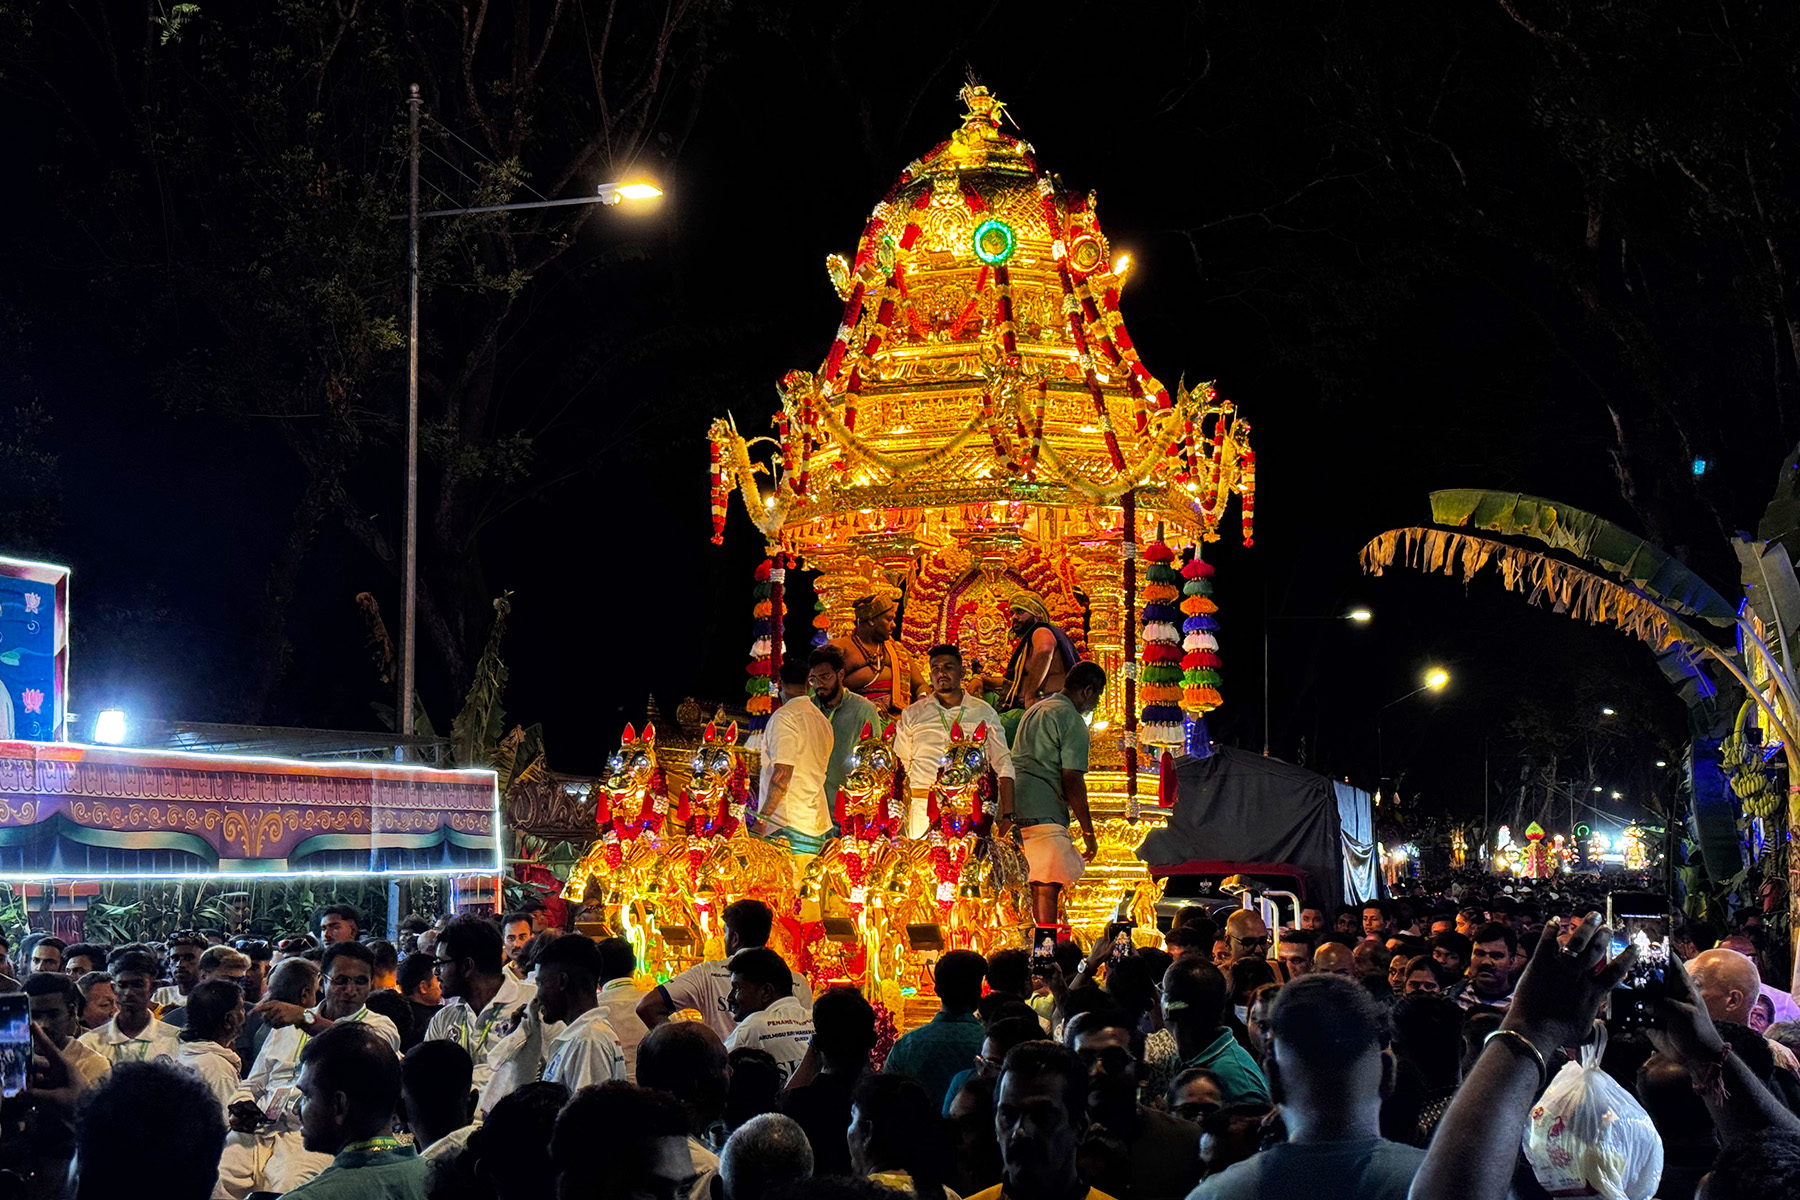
[808,644,882,829]
[998,660,1106,927]
[288,1023,432,1200]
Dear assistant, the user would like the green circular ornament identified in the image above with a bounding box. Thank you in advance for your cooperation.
[972,218,1016,265]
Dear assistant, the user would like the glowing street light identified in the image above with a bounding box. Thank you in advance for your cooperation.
[1654,759,1668,768]
[1348,608,1374,622]
[1611,790,1623,800]
[93,710,128,745]
[1601,706,1617,716]
[602,182,664,204]
[1424,667,1450,691]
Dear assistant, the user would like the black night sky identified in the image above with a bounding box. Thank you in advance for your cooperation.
[6,2,1791,845]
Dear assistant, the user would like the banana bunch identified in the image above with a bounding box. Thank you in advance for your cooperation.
[1721,735,1783,819]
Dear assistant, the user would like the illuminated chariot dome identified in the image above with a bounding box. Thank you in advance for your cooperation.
[709,82,1257,814]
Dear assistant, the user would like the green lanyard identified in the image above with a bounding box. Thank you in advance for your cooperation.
[460,1001,508,1058]
[342,1136,404,1156]
[108,1039,152,1063]
[935,700,966,737]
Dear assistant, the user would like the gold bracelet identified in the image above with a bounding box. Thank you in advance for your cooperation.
[1483,1028,1548,1090]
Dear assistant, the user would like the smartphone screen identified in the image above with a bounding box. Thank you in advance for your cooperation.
[0,993,29,1099]
[1108,921,1136,965]
[1606,891,1670,957]
[1030,925,1059,976]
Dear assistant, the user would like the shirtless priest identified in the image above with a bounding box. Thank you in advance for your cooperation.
[831,593,925,721]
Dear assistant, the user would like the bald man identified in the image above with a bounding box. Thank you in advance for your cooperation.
[1313,943,1355,976]
[1689,948,1800,1079]
[1223,911,1271,965]
[1689,948,1760,1026]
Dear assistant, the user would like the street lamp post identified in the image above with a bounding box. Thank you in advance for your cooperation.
[398,83,662,748]
[1376,666,1450,798]
[1262,607,1373,757]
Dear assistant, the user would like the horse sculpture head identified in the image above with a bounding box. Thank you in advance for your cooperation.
[842,721,899,805]
[603,722,658,801]
[935,721,990,792]
[685,722,740,809]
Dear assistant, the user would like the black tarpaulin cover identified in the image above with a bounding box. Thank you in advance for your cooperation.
[1137,746,1371,912]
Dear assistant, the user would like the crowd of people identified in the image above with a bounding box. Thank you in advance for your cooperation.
[4,876,1800,1200]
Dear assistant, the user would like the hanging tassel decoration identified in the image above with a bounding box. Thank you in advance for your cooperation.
[1180,554,1223,713]
[1139,536,1185,748]
[746,560,775,724]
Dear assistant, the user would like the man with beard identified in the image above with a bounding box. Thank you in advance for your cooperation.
[968,1040,1118,1200]
[1064,1010,1201,1200]
[1445,923,1516,1013]
[286,1024,430,1199]
[988,593,1078,741]
[162,945,249,1030]
[253,941,402,1051]
[78,950,180,1065]
[62,942,108,978]
[808,644,880,816]
[894,644,1015,838]
[832,592,925,720]
[425,915,534,1088]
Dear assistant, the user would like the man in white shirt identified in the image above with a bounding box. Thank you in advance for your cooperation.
[754,659,835,859]
[502,910,536,982]
[722,947,813,1085]
[637,899,813,1041]
[151,932,206,1012]
[536,934,628,1088]
[221,959,332,1198]
[23,971,109,1089]
[174,978,245,1113]
[251,941,401,1052]
[78,950,181,1065]
[425,914,535,1088]
[893,643,1015,837]
[596,935,649,1079]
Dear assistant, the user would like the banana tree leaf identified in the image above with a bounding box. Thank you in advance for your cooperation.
[1430,489,1738,625]
[1754,442,1800,559]
[1733,537,1800,683]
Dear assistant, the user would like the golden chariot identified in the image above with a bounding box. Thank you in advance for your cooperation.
[564,84,1256,1010]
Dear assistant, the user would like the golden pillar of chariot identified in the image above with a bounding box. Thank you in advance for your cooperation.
[708,84,1257,930]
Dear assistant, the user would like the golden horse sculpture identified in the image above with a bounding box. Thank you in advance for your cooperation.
[565,724,705,977]
[678,721,796,959]
[797,720,1033,995]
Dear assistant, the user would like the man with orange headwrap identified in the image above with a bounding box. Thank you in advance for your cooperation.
[832,593,925,720]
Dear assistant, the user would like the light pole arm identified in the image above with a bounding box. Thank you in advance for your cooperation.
[415,194,622,219]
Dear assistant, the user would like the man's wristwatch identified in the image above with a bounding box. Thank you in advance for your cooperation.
[300,1009,320,1031]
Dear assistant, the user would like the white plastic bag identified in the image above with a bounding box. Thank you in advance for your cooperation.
[1522,1029,1664,1200]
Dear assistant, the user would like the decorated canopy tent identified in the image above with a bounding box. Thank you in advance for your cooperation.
[0,740,500,878]
[709,84,1256,815]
